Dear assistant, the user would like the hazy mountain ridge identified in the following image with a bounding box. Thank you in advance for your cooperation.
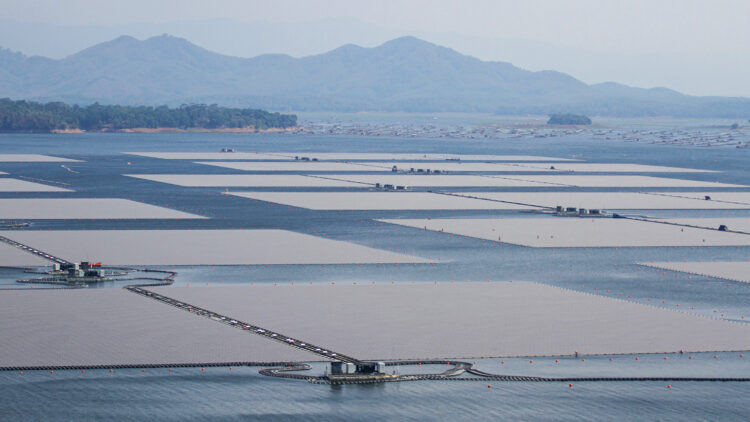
[1,34,748,117]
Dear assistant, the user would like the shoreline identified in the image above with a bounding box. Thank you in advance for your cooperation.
[47,126,298,134]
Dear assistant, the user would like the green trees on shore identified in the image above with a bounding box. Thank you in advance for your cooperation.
[547,113,592,125]
[0,99,297,132]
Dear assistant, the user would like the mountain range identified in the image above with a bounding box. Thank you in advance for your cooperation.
[1,34,749,117]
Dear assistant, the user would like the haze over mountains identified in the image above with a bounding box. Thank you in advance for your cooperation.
[2,34,749,117]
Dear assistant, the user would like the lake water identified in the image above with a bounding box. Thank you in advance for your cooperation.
[0,129,748,421]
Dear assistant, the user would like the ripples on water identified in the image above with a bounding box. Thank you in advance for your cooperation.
[2,359,749,421]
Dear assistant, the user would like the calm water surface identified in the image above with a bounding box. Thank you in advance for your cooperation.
[0,130,748,421]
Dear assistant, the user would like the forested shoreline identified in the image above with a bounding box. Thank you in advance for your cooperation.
[547,113,592,125]
[0,99,297,132]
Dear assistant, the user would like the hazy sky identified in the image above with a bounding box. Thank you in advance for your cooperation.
[2,0,749,96]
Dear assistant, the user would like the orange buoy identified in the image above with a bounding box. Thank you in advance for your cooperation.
[569,383,573,388]
[488,384,491,389]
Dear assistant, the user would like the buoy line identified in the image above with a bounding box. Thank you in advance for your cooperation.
[260,360,750,385]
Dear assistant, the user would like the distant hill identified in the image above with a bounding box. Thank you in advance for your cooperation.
[2,34,749,117]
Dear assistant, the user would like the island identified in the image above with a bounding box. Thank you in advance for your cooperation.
[547,113,592,125]
[0,98,297,133]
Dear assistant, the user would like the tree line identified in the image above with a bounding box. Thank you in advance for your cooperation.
[547,113,592,125]
[0,98,297,132]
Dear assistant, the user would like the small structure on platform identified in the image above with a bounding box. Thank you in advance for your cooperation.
[328,361,394,383]
[555,206,608,218]
[330,361,386,375]
[50,261,113,282]
[0,220,30,229]
[330,361,356,375]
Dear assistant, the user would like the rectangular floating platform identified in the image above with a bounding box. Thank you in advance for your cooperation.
[0,199,205,220]
[125,174,362,187]
[657,218,750,233]
[493,163,715,173]
[230,192,533,210]
[0,179,71,193]
[639,261,750,284]
[258,153,580,162]
[196,161,382,172]
[364,162,713,173]
[0,243,50,267]
[316,175,554,187]
[125,152,281,160]
[0,289,320,368]
[651,192,750,205]
[355,162,556,172]
[323,174,742,188]
[0,154,80,162]
[482,175,742,188]
[455,192,750,210]
[151,283,750,359]
[0,229,429,266]
[379,218,750,248]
